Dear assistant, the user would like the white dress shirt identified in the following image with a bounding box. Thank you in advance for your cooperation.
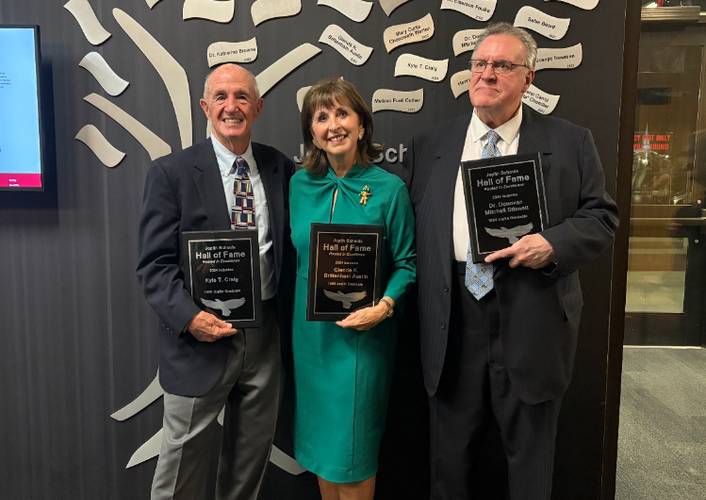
[452,106,523,261]
[211,136,277,300]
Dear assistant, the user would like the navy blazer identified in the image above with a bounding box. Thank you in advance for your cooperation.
[137,138,295,397]
[404,105,619,404]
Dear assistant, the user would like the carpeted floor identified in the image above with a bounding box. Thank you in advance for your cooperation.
[616,347,706,499]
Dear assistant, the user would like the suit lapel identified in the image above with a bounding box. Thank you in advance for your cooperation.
[252,143,280,232]
[518,105,552,180]
[511,106,555,286]
[253,142,283,279]
[193,139,231,230]
[429,114,471,286]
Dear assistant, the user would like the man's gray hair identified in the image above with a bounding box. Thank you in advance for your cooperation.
[472,22,537,70]
[202,63,261,100]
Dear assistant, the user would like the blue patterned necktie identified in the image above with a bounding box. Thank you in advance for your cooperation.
[465,130,500,300]
[231,157,256,229]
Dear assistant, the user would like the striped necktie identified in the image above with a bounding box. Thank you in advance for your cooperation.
[465,130,500,300]
[231,157,256,229]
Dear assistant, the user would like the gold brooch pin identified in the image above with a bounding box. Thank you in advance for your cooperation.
[359,185,372,206]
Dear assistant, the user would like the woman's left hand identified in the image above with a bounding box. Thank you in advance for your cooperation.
[336,302,389,331]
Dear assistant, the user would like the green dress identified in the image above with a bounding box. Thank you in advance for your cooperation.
[290,164,416,483]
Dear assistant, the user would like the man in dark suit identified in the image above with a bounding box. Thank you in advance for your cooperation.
[403,23,619,499]
[137,63,295,500]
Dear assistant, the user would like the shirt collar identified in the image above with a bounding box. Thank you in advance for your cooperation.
[211,136,256,175]
[470,105,523,145]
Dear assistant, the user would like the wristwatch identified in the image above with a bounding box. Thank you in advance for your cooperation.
[379,297,394,318]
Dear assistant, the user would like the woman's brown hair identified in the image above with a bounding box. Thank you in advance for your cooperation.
[300,78,383,176]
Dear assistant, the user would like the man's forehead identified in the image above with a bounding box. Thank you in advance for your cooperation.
[208,66,255,93]
[476,34,525,58]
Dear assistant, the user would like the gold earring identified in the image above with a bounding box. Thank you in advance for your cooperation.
[358,130,364,141]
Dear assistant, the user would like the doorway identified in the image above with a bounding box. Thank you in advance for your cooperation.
[616,9,706,500]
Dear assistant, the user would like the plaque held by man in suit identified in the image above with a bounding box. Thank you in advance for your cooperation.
[182,230,262,328]
[307,223,383,321]
[461,152,549,263]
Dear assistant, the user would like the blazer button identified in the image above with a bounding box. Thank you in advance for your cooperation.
[444,286,449,292]
[441,322,446,330]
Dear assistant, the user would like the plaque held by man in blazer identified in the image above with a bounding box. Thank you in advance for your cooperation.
[461,152,548,263]
[182,229,262,328]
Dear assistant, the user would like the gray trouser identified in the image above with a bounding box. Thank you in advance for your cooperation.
[151,300,281,500]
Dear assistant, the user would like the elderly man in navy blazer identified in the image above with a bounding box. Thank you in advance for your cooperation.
[404,23,619,499]
[137,63,295,500]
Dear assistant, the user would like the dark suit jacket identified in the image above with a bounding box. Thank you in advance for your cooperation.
[137,138,295,397]
[404,105,619,404]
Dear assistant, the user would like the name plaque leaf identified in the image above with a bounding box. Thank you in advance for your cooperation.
[79,52,130,97]
[522,84,560,115]
[64,0,112,46]
[440,0,497,22]
[452,29,485,56]
[514,6,570,40]
[182,230,262,328]
[461,153,549,263]
[379,0,409,17]
[450,69,472,99]
[535,43,582,71]
[317,0,373,23]
[307,224,383,322]
[251,0,301,26]
[371,88,424,113]
[394,54,448,82]
[383,13,435,53]
[183,0,235,23]
[207,38,258,67]
[318,25,373,66]
[546,0,599,10]
[75,124,126,168]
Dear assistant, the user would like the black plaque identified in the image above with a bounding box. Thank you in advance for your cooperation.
[461,152,548,263]
[307,223,383,322]
[181,230,262,328]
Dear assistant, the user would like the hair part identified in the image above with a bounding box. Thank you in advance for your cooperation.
[472,22,537,69]
[202,63,261,101]
[300,78,382,176]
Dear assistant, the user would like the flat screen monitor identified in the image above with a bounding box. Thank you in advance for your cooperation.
[0,26,44,191]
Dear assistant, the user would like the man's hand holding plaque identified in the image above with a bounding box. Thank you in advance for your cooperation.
[186,310,238,342]
[485,233,556,269]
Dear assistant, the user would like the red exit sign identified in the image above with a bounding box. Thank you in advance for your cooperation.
[634,133,672,152]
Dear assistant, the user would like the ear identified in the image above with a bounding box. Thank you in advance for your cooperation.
[253,98,264,121]
[199,99,210,119]
[522,69,535,93]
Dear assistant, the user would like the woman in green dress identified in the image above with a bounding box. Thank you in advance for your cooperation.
[290,78,416,500]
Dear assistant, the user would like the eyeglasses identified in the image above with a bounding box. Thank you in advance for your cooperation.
[469,59,529,75]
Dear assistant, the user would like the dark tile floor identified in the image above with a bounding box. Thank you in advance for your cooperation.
[616,347,706,499]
